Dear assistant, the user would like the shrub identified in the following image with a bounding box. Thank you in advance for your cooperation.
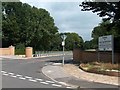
[15,43,25,55]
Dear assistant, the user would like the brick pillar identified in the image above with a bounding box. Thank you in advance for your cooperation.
[9,45,15,55]
[73,49,82,62]
[25,47,33,58]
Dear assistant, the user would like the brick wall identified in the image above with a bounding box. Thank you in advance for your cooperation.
[73,49,120,63]
[0,46,15,55]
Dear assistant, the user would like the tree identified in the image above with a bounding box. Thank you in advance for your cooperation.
[83,39,97,50]
[80,1,120,51]
[91,20,120,51]
[80,1,120,23]
[65,33,84,50]
[49,33,62,51]
[2,2,58,51]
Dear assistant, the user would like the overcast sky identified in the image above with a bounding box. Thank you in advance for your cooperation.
[20,0,102,41]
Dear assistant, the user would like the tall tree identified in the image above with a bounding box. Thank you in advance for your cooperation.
[2,2,58,51]
[80,1,120,51]
[65,33,84,50]
[80,1,120,23]
[80,1,120,36]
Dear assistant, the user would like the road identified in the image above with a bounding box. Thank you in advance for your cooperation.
[1,55,73,89]
[1,55,119,90]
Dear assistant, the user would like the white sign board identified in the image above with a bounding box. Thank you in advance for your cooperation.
[99,35,113,51]
[62,41,65,46]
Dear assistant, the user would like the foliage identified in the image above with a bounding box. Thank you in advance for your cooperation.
[80,1,120,23]
[80,1,120,51]
[83,39,98,49]
[15,43,25,55]
[65,33,84,50]
[2,2,84,51]
[2,2,58,51]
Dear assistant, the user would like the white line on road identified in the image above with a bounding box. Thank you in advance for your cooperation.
[1,70,64,88]
[40,82,49,85]
[8,73,14,75]
[25,76,32,79]
[16,74,22,77]
[28,78,37,82]
[52,84,62,87]
[1,71,7,73]
[35,78,43,81]
[19,77,26,80]
[11,75,17,78]
[2,73,9,76]
[45,80,55,83]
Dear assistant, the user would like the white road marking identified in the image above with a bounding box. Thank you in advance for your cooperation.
[28,78,37,82]
[19,77,26,80]
[40,82,49,85]
[52,84,62,87]
[35,78,43,81]
[25,76,32,79]
[1,71,6,73]
[45,80,55,83]
[1,71,64,88]
[3,73,9,76]
[8,72,14,75]
[16,74,22,77]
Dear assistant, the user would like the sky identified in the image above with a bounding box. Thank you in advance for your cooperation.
[20,0,102,41]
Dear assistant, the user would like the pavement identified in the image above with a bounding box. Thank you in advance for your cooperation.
[0,55,26,59]
[0,54,64,60]
[42,63,120,89]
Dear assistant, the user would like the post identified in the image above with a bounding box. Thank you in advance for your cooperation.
[112,35,114,64]
[61,34,67,67]
[62,44,65,66]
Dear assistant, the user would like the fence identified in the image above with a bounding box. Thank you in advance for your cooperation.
[33,51,72,57]
[73,49,120,63]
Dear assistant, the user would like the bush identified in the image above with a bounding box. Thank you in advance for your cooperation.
[15,43,25,55]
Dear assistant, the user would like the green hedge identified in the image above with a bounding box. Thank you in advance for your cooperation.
[15,43,25,55]
[15,48,25,55]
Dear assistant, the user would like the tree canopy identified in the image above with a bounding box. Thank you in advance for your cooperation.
[80,1,120,51]
[2,2,84,52]
[2,2,58,51]
[80,1,120,23]
[65,33,83,50]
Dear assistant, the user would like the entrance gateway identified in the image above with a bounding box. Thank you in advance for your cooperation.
[98,35,114,64]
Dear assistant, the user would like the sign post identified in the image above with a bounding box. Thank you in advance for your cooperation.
[112,35,114,64]
[98,35,114,64]
[61,34,67,66]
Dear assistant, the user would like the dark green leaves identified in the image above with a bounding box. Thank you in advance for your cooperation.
[2,2,58,50]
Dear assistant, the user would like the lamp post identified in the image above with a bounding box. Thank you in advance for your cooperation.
[61,34,67,66]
